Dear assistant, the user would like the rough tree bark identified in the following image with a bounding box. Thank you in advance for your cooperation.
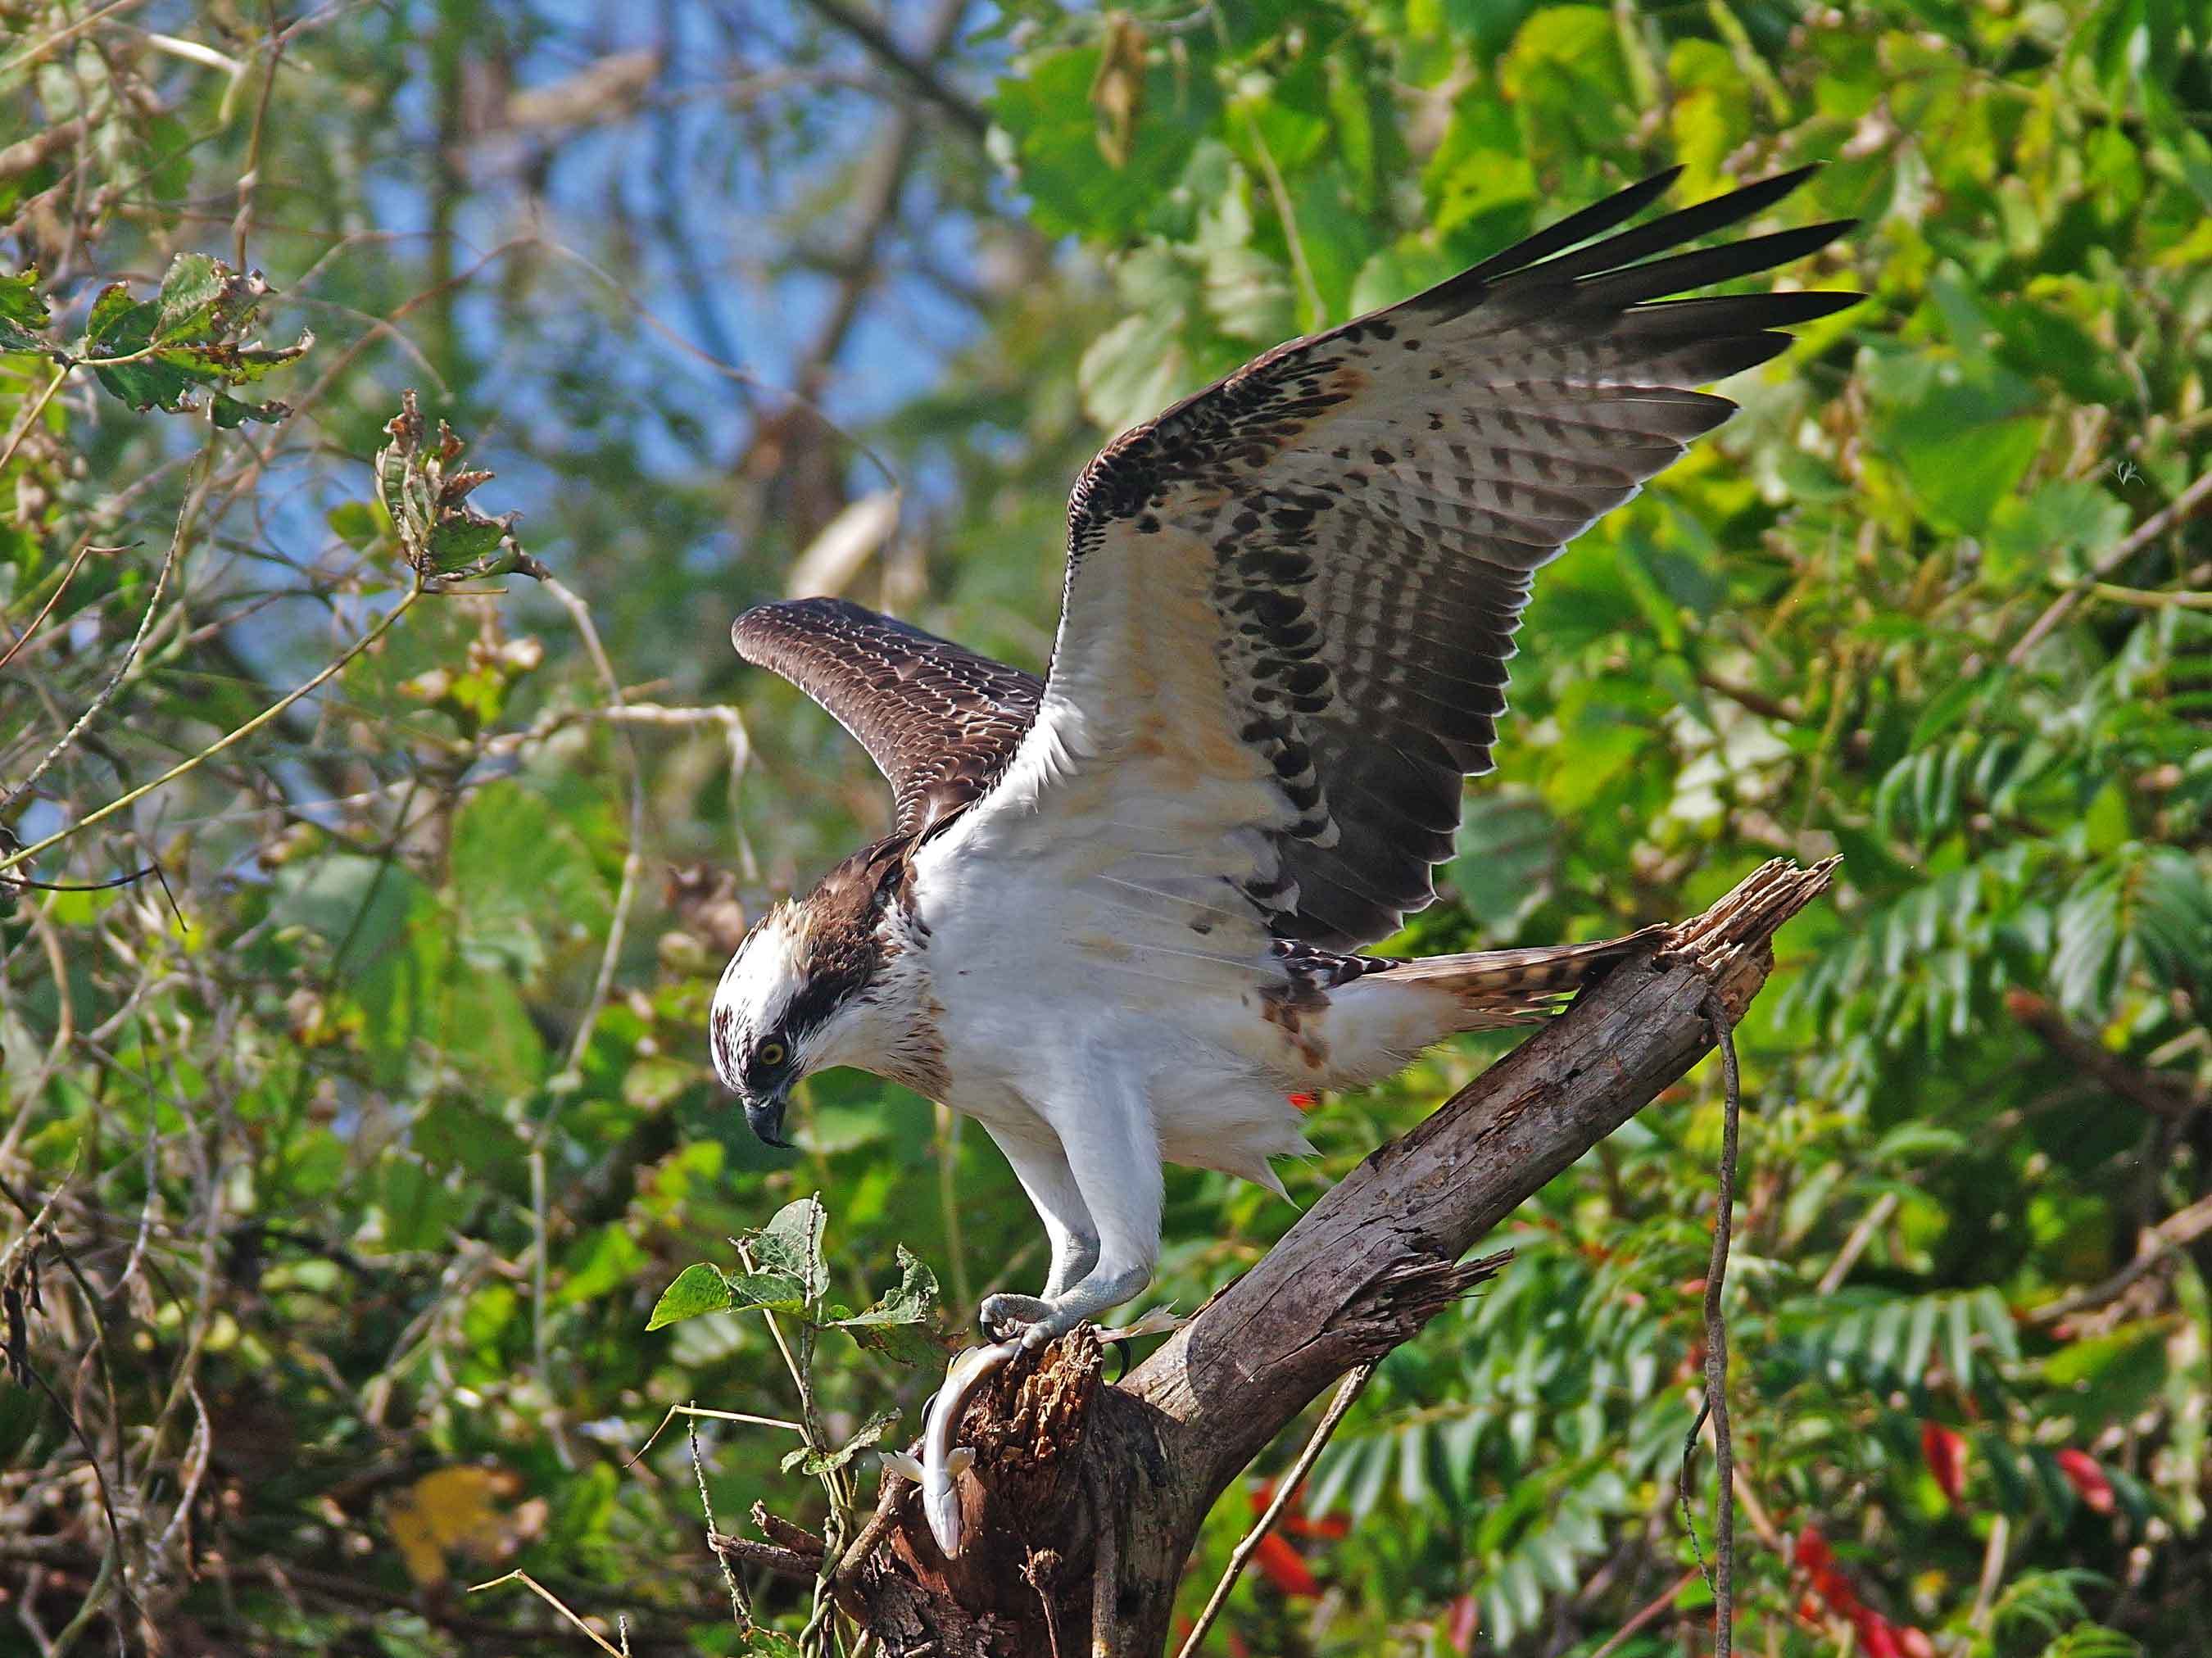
[742,857,1836,1656]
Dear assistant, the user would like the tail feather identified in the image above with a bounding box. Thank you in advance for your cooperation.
[1375,925,1665,1030]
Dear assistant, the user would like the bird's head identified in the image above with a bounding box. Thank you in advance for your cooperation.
[708,846,907,1147]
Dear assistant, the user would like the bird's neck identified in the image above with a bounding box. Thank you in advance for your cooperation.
[833,904,951,1101]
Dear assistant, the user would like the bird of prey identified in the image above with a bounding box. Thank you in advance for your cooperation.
[712,168,1853,1351]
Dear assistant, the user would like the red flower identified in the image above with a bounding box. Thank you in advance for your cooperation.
[1251,1531,1321,1597]
[1445,1592,1479,1653]
[1920,1421,1967,1502]
[2056,1449,2116,1514]
[1285,1091,1318,1111]
[1247,1479,1348,1539]
[1793,1524,1931,1658]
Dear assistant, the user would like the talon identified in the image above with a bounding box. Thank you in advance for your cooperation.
[979,1292,1054,1342]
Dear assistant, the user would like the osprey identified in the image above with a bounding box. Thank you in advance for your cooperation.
[714,168,1853,1350]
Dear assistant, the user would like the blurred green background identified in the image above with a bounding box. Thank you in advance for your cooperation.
[2,0,2208,1652]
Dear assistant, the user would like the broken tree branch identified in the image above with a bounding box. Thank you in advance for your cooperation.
[818,856,1838,1656]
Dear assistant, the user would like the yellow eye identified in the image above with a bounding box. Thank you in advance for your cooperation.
[756,1039,787,1069]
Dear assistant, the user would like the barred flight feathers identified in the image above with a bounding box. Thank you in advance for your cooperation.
[732,597,1040,837]
[995,166,1858,948]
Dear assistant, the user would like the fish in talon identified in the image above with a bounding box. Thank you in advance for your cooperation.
[879,1338,1021,1557]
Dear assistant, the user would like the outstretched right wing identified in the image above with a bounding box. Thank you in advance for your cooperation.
[961,168,1855,949]
[732,597,1041,838]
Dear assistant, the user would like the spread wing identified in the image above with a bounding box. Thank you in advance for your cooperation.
[967,167,1857,949]
[732,597,1040,837]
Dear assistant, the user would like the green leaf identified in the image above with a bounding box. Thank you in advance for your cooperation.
[557,1223,646,1307]
[646,1263,736,1330]
[153,251,231,340]
[1870,351,2044,536]
[839,1246,937,1329]
[327,500,382,549]
[0,267,50,355]
[987,43,1219,242]
[374,391,533,581]
[1989,480,2133,584]
[779,1406,900,1476]
[2044,1321,2171,1431]
[1944,1292,1978,1384]
[1446,790,1557,930]
[721,1270,809,1314]
[1902,1295,1940,1386]
[77,255,308,419]
[755,1197,828,1303]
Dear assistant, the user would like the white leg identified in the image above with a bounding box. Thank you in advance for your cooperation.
[1011,1079,1162,1350]
[978,1121,1099,1335]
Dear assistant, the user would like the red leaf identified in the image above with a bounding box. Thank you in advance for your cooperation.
[1920,1420,1967,1502]
[1252,1532,1321,1597]
[1793,1525,1834,1573]
[2056,1449,2116,1513]
[1447,1592,1480,1653]
[1860,1616,1904,1658]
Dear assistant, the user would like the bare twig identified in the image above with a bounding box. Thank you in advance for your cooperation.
[0,0,152,82]
[692,1416,752,1626]
[1175,1361,1375,1658]
[2027,1192,2212,1327]
[2007,469,2212,664]
[793,0,989,137]
[0,463,210,817]
[0,580,428,881]
[542,576,646,1085]
[628,1401,806,1468]
[230,1,288,269]
[0,540,103,673]
[1698,990,1743,1658]
[1815,1189,1902,1295]
[526,577,647,1462]
[1587,1568,1703,1658]
[706,1532,818,1581]
[2006,990,2202,1121]
[0,1176,143,1642]
[469,1572,628,1656]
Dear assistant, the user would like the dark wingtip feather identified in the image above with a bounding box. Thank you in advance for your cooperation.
[1407,165,1847,327]
[1575,220,1856,309]
[1454,166,1684,287]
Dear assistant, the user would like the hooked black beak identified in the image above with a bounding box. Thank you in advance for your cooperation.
[744,1089,792,1149]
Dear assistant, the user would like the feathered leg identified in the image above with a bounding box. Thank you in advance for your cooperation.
[979,1121,1100,1334]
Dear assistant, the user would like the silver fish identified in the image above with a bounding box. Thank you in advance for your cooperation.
[879,1337,1019,1557]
